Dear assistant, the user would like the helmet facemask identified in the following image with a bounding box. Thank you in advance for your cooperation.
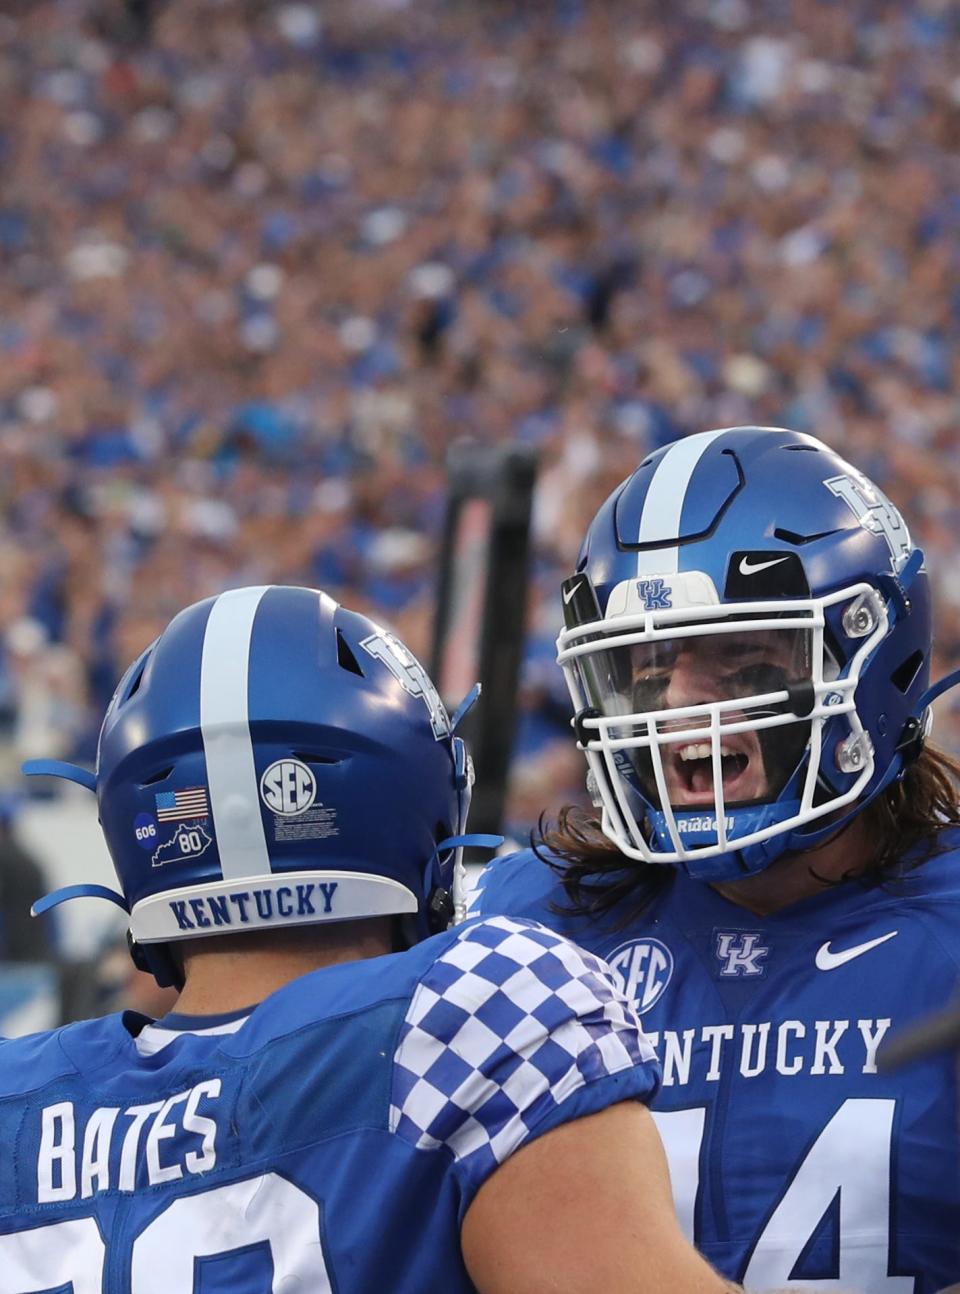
[558,574,888,877]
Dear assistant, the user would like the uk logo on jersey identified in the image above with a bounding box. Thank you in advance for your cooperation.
[606,938,674,1012]
[715,931,769,977]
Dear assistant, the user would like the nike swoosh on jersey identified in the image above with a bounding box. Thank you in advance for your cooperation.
[563,581,583,604]
[815,930,898,970]
[738,555,790,576]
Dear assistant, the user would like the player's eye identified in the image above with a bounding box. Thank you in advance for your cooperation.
[721,663,791,697]
[631,673,669,710]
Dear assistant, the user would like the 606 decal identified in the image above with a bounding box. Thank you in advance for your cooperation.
[133,814,158,850]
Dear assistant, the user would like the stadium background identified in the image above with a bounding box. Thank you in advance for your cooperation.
[1,0,959,1026]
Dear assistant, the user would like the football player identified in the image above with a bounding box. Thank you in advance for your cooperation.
[3,585,731,1293]
[474,428,960,1290]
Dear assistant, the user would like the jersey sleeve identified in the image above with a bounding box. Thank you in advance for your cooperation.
[389,915,660,1213]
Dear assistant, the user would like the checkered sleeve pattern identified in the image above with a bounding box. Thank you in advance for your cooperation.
[389,916,658,1188]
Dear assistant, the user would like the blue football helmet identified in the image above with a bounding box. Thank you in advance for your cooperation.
[27,586,483,985]
[558,427,933,882]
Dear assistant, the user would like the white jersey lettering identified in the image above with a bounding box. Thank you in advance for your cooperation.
[37,1080,222,1203]
[645,1018,890,1085]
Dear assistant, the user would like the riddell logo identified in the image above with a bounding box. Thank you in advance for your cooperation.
[677,815,734,833]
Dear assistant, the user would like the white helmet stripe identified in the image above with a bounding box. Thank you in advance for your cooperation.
[200,586,272,880]
[636,428,730,577]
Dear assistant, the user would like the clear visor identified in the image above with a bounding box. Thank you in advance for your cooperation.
[574,627,816,812]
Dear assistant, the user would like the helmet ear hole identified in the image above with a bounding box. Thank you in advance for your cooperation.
[891,650,924,694]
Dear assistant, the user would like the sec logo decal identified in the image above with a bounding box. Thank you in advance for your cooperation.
[260,758,317,816]
[606,938,674,1013]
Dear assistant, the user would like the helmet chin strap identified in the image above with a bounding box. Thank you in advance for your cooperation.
[887,665,960,769]
[22,759,96,791]
[430,833,503,927]
[32,885,127,917]
[766,805,866,872]
[915,667,960,713]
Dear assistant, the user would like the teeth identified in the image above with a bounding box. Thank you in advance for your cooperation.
[678,743,739,762]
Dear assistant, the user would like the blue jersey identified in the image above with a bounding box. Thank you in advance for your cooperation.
[473,837,960,1290]
[0,915,658,1293]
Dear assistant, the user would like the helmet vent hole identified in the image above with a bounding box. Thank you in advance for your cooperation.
[125,662,148,701]
[891,650,923,694]
[291,751,342,766]
[773,526,841,546]
[140,766,174,787]
[336,630,364,677]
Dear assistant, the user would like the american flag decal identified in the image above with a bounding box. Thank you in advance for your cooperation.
[155,787,210,822]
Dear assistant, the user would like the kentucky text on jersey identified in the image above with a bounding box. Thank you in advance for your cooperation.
[645,1018,890,1084]
[38,1079,221,1201]
[169,881,338,931]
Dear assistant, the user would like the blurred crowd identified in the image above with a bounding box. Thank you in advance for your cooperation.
[1,0,960,848]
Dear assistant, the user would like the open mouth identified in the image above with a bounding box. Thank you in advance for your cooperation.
[666,739,759,805]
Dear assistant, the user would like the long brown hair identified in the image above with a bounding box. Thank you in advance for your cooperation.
[537,744,960,925]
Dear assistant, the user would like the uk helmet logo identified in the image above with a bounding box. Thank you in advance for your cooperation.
[636,578,673,610]
[606,938,674,1013]
[359,629,451,739]
[824,473,912,573]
